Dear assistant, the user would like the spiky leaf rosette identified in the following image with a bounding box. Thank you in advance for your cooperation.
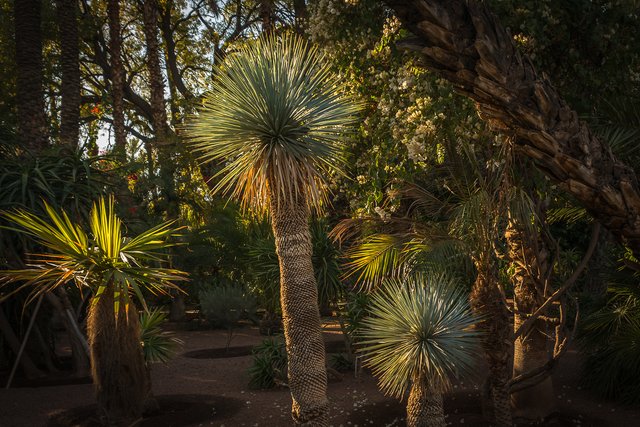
[0,196,187,316]
[187,33,360,212]
[359,274,481,398]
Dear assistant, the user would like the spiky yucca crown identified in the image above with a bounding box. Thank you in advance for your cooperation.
[360,273,482,398]
[187,33,360,212]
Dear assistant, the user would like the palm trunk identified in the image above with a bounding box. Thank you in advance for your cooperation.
[55,0,80,149]
[383,0,640,254]
[406,373,446,427]
[14,0,48,152]
[269,195,329,426]
[505,219,555,420]
[470,261,512,427]
[141,0,178,219]
[107,0,126,158]
[87,286,148,426]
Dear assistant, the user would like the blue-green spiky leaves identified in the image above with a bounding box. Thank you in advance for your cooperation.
[187,33,360,212]
[359,273,481,398]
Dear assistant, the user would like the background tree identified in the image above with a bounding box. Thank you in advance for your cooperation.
[14,0,48,151]
[55,0,80,149]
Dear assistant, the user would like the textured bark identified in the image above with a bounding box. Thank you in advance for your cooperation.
[470,260,512,427]
[141,0,169,141]
[107,0,126,157]
[87,286,147,426]
[270,196,329,426]
[505,216,555,420]
[383,0,640,253]
[406,374,446,427]
[142,0,178,218]
[14,0,48,151]
[55,0,80,149]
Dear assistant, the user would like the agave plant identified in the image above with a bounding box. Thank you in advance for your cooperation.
[0,197,187,425]
[187,33,359,425]
[359,273,481,427]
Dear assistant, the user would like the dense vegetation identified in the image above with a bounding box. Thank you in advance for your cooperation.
[0,0,639,426]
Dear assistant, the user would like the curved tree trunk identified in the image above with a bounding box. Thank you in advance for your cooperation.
[107,0,126,158]
[406,373,446,427]
[55,0,80,150]
[470,260,512,427]
[382,0,640,254]
[270,195,329,426]
[505,217,555,420]
[14,0,48,152]
[87,286,147,426]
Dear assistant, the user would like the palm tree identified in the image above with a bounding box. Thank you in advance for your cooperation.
[187,33,359,425]
[359,273,482,427]
[382,0,640,254]
[0,197,186,426]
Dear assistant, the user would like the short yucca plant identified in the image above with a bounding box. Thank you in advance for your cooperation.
[0,196,187,425]
[359,274,481,427]
[186,33,359,425]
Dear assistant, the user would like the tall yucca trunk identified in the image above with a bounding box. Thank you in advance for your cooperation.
[87,285,148,426]
[406,373,446,427]
[14,0,48,152]
[505,219,555,420]
[269,196,329,426]
[107,0,126,158]
[55,0,80,149]
[470,261,512,427]
[382,0,640,253]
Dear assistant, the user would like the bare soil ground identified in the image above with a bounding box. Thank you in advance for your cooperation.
[1,320,639,427]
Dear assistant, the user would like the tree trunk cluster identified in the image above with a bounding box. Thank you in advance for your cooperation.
[383,0,640,254]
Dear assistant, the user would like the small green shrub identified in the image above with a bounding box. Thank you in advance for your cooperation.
[248,337,288,389]
[140,309,182,364]
[198,285,256,329]
[330,353,353,372]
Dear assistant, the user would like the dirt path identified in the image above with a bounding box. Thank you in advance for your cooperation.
[0,322,638,426]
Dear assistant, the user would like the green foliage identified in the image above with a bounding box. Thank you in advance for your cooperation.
[0,196,187,311]
[579,280,640,404]
[0,144,109,265]
[140,308,183,364]
[489,0,640,111]
[359,273,481,398]
[198,284,256,329]
[248,336,288,389]
[246,218,345,310]
[187,32,360,212]
[330,352,354,373]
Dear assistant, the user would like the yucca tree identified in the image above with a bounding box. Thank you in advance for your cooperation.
[0,197,186,426]
[187,33,359,425]
[360,274,482,427]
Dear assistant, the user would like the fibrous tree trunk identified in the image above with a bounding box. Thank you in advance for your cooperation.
[141,0,179,219]
[505,210,555,420]
[270,195,329,426]
[383,0,640,254]
[87,285,147,426]
[107,0,127,158]
[470,259,512,427]
[14,0,48,152]
[406,373,446,427]
[55,0,80,150]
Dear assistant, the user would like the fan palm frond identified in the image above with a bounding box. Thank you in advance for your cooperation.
[187,33,361,212]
